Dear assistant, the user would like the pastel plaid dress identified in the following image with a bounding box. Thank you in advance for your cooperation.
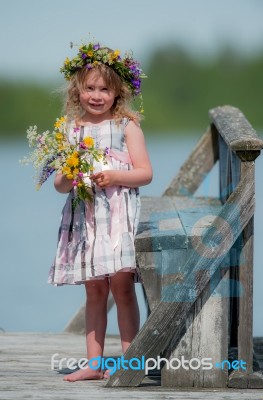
[48,118,141,285]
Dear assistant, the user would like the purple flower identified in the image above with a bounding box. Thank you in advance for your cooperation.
[81,53,87,59]
[78,172,84,178]
[37,156,56,187]
[72,180,78,186]
[73,127,80,133]
[93,43,100,50]
[86,64,93,70]
[80,142,87,149]
[131,79,141,89]
[104,146,110,155]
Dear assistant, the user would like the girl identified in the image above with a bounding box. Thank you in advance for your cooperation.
[48,42,152,381]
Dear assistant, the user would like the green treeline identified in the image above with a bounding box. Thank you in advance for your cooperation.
[1,45,263,139]
[143,46,263,133]
[0,81,63,140]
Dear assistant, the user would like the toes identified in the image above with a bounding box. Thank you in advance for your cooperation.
[103,370,110,379]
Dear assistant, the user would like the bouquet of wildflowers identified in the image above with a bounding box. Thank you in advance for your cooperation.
[21,116,106,205]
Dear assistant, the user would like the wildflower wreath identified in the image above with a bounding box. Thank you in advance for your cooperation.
[21,116,106,205]
[60,42,147,108]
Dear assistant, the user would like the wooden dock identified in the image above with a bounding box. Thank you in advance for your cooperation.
[1,332,263,399]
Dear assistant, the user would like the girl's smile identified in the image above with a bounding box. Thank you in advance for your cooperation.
[79,72,116,123]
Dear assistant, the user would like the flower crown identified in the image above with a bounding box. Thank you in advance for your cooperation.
[60,42,147,98]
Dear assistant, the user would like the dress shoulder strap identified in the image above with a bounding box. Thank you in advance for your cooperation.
[79,126,85,142]
[123,117,130,127]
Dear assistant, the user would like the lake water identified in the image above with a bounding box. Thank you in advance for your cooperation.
[0,135,263,335]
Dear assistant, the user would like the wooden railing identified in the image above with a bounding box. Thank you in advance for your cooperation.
[105,106,263,388]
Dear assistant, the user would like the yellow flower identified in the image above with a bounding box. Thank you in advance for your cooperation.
[89,166,95,171]
[64,57,70,66]
[66,155,79,168]
[66,174,74,180]
[83,136,94,148]
[113,50,120,57]
[55,133,63,141]
[73,168,80,175]
[77,182,83,187]
[54,116,66,129]
[62,166,71,175]
[110,50,120,61]
[87,51,93,57]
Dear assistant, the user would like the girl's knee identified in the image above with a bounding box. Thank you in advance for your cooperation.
[111,282,136,303]
[85,280,109,302]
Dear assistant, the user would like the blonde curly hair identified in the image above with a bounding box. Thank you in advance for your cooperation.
[64,63,141,124]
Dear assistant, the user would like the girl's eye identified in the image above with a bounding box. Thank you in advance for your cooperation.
[102,87,108,91]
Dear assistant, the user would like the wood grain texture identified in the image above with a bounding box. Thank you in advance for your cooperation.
[238,162,255,374]
[209,106,263,155]
[161,268,229,388]
[2,333,263,399]
[106,163,255,387]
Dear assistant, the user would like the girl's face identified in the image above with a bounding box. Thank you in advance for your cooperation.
[79,71,116,122]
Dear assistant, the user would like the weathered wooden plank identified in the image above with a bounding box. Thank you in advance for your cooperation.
[172,195,221,210]
[228,370,263,389]
[161,262,229,388]
[238,164,254,373]
[136,252,162,312]
[135,196,187,252]
[2,333,263,399]
[106,163,255,387]
[136,196,223,252]
[218,133,231,203]
[218,133,241,204]
[209,106,263,155]
[174,202,222,239]
[163,126,218,197]
[230,150,241,188]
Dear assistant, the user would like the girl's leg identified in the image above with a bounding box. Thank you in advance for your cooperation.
[110,272,140,353]
[64,278,109,382]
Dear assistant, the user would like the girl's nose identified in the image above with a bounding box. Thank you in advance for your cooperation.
[91,90,101,100]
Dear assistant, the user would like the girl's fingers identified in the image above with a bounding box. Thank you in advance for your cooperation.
[90,173,106,186]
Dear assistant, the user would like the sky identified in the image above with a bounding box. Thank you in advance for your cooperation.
[1,0,263,81]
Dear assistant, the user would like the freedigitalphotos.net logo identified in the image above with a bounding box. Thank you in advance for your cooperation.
[51,353,247,375]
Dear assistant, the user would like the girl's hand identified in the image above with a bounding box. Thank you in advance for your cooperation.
[54,173,73,193]
[90,171,116,188]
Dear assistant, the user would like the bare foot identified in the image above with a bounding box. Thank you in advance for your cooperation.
[63,367,104,382]
[103,369,111,379]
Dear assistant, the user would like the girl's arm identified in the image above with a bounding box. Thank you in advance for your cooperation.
[91,120,153,188]
[54,173,73,193]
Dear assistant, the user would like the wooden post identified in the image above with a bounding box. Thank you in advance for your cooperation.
[163,126,218,197]
[228,160,257,388]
